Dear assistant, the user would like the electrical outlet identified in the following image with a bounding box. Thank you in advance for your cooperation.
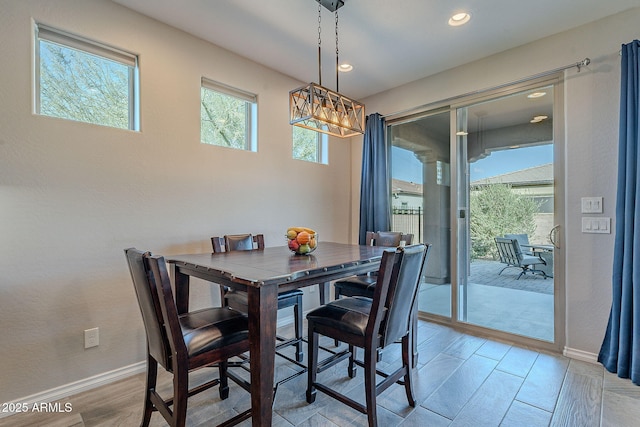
[84,327,99,349]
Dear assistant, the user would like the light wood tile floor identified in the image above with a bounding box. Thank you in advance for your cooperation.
[2,320,639,427]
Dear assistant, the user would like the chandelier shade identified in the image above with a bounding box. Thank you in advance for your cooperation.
[290,82,365,138]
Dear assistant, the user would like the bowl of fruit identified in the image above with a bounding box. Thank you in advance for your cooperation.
[286,227,318,255]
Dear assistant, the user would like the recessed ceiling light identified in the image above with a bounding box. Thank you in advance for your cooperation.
[530,115,549,123]
[527,92,547,99]
[448,12,471,26]
[338,63,353,72]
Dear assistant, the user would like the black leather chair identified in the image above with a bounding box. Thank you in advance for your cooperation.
[332,231,414,350]
[212,234,304,362]
[306,244,431,427]
[333,231,413,301]
[125,248,251,427]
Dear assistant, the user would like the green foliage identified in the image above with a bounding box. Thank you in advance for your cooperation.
[292,126,319,162]
[470,183,538,259]
[39,42,131,129]
[200,88,248,149]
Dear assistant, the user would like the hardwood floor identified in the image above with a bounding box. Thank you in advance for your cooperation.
[2,320,639,427]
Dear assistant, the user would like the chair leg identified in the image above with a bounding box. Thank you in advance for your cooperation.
[306,328,319,404]
[172,366,189,427]
[334,287,342,347]
[141,355,157,427]
[412,313,418,368]
[364,346,378,427]
[218,360,229,400]
[402,335,416,407]
[348,345,357,378]
[294,296,304,362]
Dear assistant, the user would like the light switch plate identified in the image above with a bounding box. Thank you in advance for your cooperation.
[582,217,610,233]
[581,197,603,213]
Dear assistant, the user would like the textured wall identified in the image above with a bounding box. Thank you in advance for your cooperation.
[0,0,352,402]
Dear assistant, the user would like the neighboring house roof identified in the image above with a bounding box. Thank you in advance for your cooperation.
[392,179,423,196]
[471,163,553,187]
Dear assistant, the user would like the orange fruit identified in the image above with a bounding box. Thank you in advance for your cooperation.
[296,231,311,245]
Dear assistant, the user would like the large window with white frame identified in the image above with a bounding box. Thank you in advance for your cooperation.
[35,23,139,130]
[200,78,257,151]
[292,125,328,164]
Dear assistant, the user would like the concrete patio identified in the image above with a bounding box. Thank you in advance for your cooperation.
[417,259,555,342]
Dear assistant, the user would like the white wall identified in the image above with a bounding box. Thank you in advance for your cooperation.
[0,0,353,403]
[2,0,637,405]
[355,8,640,359]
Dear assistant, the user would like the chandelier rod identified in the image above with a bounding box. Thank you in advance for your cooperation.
[317,1,322,86]
[335,9,339,93]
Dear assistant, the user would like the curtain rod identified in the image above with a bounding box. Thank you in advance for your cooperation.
[381,58,590,120]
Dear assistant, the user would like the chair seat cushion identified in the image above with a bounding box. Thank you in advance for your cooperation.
[334,275,377,298]
[522,255,544,266]
[307,296,384,337]
[179,307,249,358]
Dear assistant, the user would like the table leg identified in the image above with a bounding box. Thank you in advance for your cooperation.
[247,284,278,427]
[173,267,190,315]
[318,282,330,305]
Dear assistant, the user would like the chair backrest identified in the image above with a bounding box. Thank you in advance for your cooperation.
[495,237,524,266]
[365,231,414,247]
[504,233,531,254]
[211,234,265,253]
[147,254,189,363]
[124,248,171,369]
[366,244,430,348]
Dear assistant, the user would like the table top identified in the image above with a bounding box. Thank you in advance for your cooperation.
[167,242,387,287]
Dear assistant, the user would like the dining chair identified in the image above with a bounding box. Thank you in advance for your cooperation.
[125,248,251,427]
[333,231,413,301]
[332,231,414,351]
[305,244,430,427]
[212,233,304,362]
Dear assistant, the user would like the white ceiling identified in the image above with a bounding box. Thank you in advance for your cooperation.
[112,0,639,100]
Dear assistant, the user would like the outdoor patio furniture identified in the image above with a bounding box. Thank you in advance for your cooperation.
[494,237,547,279]
[504,233,534,255]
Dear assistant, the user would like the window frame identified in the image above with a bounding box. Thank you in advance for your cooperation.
[200,77,258,151]
[34,23,140,130]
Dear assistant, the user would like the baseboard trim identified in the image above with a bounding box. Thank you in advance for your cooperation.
[0,361,146,419]
[563,346,599,364]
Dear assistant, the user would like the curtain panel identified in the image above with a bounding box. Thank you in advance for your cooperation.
[358,113,391,244]
[598,39,640,385]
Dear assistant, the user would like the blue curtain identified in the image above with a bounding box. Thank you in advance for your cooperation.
[358,113,391,244]
[598,40,640,385]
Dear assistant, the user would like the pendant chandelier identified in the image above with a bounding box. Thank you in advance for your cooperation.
[289,0,365,138]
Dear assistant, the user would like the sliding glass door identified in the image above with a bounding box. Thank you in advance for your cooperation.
[456,84,557,342]
[390,109,452,318]
[389,76,564,348]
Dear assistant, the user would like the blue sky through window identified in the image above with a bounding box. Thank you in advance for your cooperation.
[392,144,553,183]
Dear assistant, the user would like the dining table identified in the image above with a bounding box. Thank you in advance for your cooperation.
[166,241,387,427]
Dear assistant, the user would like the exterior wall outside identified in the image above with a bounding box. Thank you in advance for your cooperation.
[355,8,639,357]
[0,0,351,403]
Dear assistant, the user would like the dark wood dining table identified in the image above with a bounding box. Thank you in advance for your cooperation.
[166,242,387,427]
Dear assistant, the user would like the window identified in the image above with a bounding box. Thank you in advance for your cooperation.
[292,125,328,164]
[35,24,139,130]
[201,78,257,151]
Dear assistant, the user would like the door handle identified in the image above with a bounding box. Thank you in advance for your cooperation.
[549,225,560,249]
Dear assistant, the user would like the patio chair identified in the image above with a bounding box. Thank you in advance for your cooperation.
[494,237,547,279]
[504,233,534,255]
